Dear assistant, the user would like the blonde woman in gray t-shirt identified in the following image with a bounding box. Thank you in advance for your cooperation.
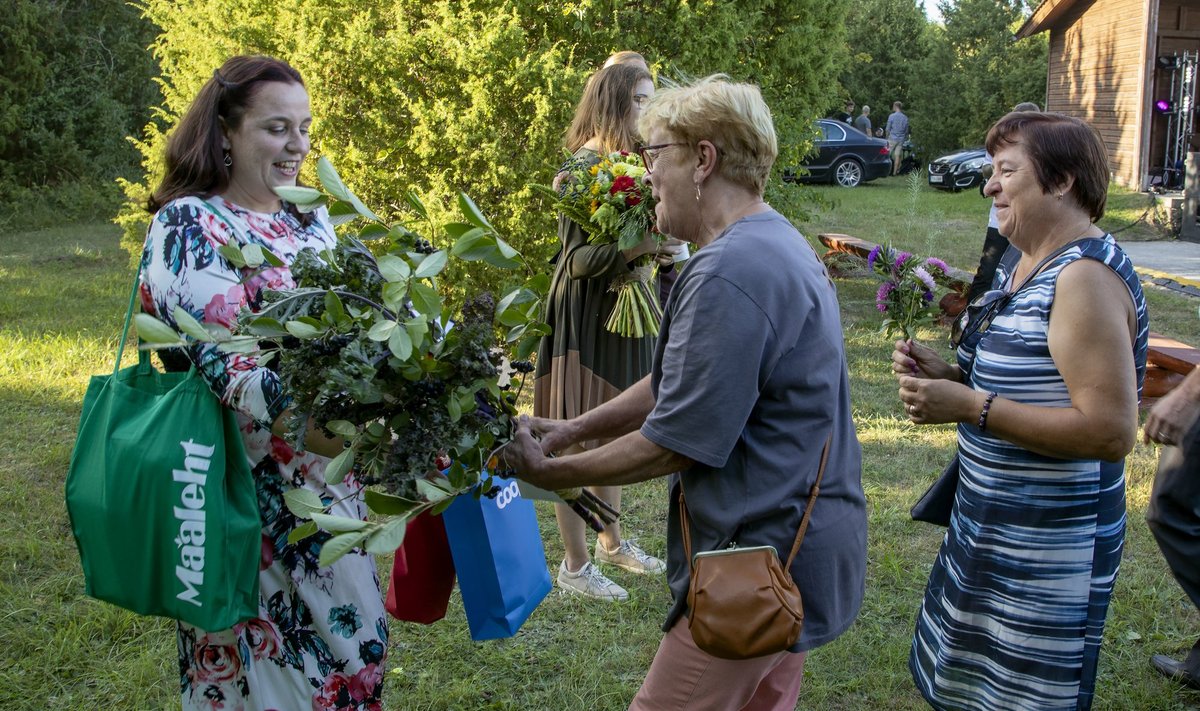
[506,75,867,711]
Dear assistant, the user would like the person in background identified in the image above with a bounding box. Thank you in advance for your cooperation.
[597,50,687,307]
[1145,364,1200,691]
[893,111,1148,710]
[534,61,681,602]
[604,50,647,70]
[886,101,909,175]
[509,75,867,711]
[854,104,872,136]
[140,55,387,709]
[966,101,1042,304]
[834,99,855,124]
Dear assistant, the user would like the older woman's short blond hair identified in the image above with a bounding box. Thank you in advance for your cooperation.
[637,75,777,194]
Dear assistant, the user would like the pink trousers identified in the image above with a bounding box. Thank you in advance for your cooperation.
[628,621,808,711]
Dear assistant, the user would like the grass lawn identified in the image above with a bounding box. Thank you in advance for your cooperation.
[1,177,1197,710]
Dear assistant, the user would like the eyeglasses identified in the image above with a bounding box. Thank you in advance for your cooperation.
[638,142,686,174]
[949,288,1010,349]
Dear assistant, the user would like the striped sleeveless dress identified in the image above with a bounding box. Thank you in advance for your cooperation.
[910,236,1148,711]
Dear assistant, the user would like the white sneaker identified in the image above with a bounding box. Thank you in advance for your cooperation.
[556,560,629,602]
[595,539,666,575]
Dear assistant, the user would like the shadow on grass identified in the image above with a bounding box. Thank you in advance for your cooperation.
[3,217,1198,709]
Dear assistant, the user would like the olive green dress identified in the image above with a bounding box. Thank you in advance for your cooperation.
[533,149,655,446]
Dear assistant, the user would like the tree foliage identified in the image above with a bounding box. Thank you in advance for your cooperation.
[837,0,930,118]
[119,0,848,302]
[931,0,1047,151]
[837,0,1047,159]
[0,0,159,218]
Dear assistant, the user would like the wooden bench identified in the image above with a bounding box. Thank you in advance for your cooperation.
[1146,333,1200,400]
[816,233,1200,402]
[819,233,975,319]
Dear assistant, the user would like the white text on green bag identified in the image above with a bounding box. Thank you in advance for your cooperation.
[173,439,215,606]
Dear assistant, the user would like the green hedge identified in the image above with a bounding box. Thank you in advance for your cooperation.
[119,0,848,300]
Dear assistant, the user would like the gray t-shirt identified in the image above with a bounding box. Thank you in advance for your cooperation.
[641,210,867,651]
[854,114,872,135]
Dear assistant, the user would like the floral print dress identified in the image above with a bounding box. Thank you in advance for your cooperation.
[140,196,387,711]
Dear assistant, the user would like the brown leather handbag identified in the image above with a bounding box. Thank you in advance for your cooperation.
[681,436,831,660]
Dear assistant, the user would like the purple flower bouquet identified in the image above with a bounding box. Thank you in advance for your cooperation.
[867,245,951,340]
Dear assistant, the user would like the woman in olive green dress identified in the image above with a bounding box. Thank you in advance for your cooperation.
[533,61,681,601]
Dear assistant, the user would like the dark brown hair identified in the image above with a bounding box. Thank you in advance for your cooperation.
[564,63,653,154]
[985,111,1109,221]
[147,55,306,215]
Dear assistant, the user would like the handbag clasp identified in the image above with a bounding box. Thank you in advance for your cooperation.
[692,544,777,564]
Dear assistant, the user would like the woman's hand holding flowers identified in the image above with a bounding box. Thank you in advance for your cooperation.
[498,416,620,530]
[625,233,683,263]
[537,151,667,337]
[623,230,661,262]
[892,339,959,382]
[894,339,975,424]
[501,415,551,482]
[522,415,576,456]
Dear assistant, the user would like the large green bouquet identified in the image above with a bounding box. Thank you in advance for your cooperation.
[137,158,617,564]
[534,150,663,338]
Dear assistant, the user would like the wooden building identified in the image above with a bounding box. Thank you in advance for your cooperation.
[1016,0,1199,189]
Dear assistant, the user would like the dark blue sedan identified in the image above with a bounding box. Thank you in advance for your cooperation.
[787,119,893,187]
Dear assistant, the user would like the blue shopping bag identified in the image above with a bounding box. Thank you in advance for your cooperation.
[442,476,552,641]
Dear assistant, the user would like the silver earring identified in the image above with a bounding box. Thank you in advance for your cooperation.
[224,153,233,167]
[695,184,701,202]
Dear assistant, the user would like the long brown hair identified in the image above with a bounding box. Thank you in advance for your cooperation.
[564,63,652,154]
[147,55,305,214]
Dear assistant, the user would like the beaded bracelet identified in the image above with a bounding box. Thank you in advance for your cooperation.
[978,391,998,431]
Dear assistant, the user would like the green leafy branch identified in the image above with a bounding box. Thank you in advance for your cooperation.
[134,156,557,565]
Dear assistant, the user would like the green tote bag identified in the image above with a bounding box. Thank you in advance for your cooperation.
[65,268,261,630]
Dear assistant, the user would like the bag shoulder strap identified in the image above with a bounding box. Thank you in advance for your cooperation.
[680,433,833,571]
[784,434,831,569]
[962,236,1103,376]
[120,198,236,377]
[113,261,145,377]
[1000,236,1102,306]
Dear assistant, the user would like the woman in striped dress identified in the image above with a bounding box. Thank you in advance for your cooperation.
[891,112,1148,710]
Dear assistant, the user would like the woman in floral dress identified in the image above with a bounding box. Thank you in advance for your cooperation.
[139,55,386,711]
